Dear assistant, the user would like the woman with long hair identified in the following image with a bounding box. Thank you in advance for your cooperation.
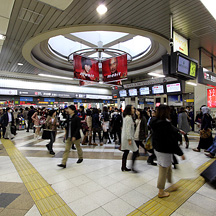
[134,109,148,153]
[121,105,139,173]
[32,109,41,139]
[102,106,112,144]
[149,105,185,198]
[178,107,190,148]
[45,110,59,155]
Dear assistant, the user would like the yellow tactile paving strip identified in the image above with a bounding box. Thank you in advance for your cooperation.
[128,158,215,216]
[2,139,76,216]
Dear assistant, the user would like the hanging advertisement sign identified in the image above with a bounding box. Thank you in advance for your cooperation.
[102,54,127,83]
[173,31,188,56]
[207,88,216,108]
[73,55,99,82]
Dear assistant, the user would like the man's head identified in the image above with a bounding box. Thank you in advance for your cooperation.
[6,107,11,113]
[68,105,76,115]
[109,57,117,74]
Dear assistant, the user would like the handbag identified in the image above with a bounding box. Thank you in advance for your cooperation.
[42,129,52,139]
[144,133,153,150]
[200,128,212,139]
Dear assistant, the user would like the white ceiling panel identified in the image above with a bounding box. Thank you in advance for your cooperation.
[0,17,9,34]
[37,0,74,10]
[0,0,15,18]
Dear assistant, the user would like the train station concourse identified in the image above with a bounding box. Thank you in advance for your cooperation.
[0,0,216,215]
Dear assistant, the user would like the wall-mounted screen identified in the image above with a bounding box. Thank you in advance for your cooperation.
[152,85,164,94]
[119,90,127,97]
[139,87,150,95]
[128,89,137,97]
[166,83,181,93]
[189,61,197,77]
[177,56,190,75]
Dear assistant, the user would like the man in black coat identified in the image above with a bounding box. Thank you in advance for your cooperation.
[26,106,35,132]
[58,105,83,168]
[1,107,15,139]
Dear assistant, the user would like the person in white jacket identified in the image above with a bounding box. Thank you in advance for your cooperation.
[121,105,138,173]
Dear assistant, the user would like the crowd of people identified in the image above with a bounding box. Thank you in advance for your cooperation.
[0,103,215,198]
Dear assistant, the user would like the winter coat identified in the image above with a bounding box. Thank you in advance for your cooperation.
[178,112,190,133]
[121,115,138,152]
[149,117,183,156]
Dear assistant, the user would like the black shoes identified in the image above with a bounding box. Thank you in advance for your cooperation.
[121,167,131,171]
[50,151,55,155]
[147,162,157,166]
[77,159,83,164]
[57,164,66,168]
[26,131,29,132]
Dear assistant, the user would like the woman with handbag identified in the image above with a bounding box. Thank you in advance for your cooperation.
[121,105,139,173]
[193,106,213,152]
[45,110,58,155]
[149,105,185,198]
[92,108,103,146]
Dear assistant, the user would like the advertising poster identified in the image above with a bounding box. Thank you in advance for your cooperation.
[74,54,99,82]
[207,88,216,108]
[168,95,183,106]
[102,54,127,83]
[173,31,188,56]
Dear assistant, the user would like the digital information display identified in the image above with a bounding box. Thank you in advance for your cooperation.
[139,87,150,95]
[128,89,137,96]
[178,56,190,75]
[119,90,127,97]
[166,83,181,93]
[190,61,196,77]
[152,85,164,94]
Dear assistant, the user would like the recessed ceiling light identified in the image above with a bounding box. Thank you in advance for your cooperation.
[96,4,107,15]
[0,34,6,40]
[17,63,23,66]
[38,73,73,80]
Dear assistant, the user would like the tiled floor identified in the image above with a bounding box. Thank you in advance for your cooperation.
[0,129,216,215]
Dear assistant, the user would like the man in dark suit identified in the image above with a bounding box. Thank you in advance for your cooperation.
[1,107,14,139]
[58,105,83,168]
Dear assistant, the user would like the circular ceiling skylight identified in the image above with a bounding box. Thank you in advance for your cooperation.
[48,31,151,61]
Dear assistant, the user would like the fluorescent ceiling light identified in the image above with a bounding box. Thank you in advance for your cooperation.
[17,63,23,66]
[0,34,6,40]
[186,82,197,86]
[148,72,165,78]
[96,4,107,15]
[200,0,216,20]
[99,81,104,84]
[38,74,73,80]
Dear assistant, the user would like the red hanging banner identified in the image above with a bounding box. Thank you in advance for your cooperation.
[102,54,127,83]
[74,55,99,82]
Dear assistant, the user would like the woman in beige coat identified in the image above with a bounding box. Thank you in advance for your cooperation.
[121,105,138,173]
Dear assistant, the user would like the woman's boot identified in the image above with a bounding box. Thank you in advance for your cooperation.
[82,136,88,145]
[121,158,131,171]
